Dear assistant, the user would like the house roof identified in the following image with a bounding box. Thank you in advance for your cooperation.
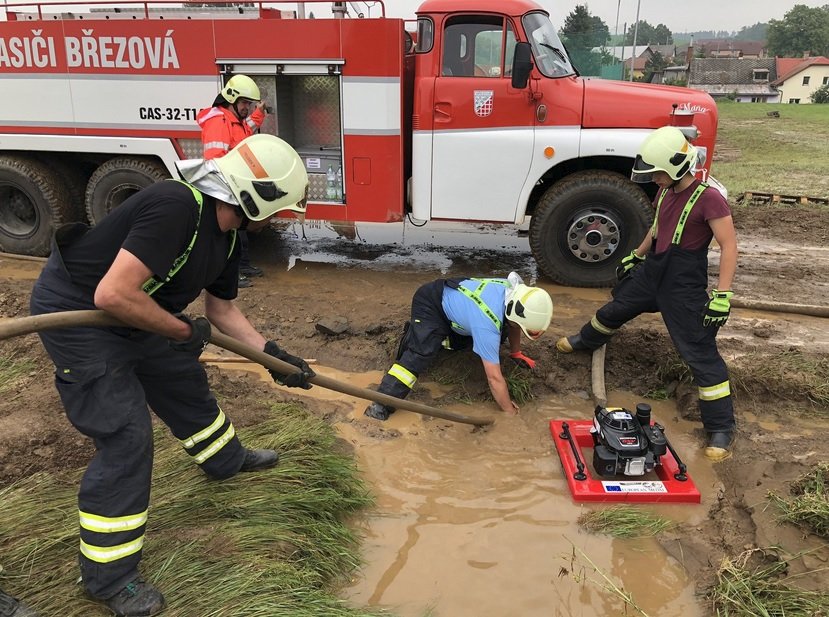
[772,56,829,85]
[593,45,650,61]
[688,58,777,85]
[694,39,766,56]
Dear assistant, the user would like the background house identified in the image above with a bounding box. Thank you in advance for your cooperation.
[772,56,829,104]
[687,58,779,102]
[694,39,767,59]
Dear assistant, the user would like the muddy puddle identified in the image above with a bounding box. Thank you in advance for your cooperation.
[204,358,717,616]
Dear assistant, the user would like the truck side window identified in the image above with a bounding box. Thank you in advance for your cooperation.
[416,17,434,53]
[442,15,507,78]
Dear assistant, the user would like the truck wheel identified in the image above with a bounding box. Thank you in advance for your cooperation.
[0,156,72,256]
[86,157,170,225]
[41,156,91,224]
[529,170,653,287]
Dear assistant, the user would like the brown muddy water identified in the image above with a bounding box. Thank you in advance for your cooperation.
[211,362,717,617]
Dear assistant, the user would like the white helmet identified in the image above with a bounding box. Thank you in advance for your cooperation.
[214,134,309,221]
[631,126,698,183]
[220,74,261,104]
[505,283,553,340]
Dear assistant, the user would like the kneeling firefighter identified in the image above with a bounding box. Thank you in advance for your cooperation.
[29,134,314,616]
[365,273,553,420]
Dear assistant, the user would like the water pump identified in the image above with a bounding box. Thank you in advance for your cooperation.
[591,403,668,477]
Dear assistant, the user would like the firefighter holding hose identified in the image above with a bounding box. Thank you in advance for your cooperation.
[28,134,314,616]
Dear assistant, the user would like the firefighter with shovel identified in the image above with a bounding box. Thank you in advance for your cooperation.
[28,134,314,616]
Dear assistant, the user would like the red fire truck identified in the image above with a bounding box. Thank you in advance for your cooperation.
[0,0,722,286]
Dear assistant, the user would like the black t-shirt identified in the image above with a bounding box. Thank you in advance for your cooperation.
[60,180,239,313]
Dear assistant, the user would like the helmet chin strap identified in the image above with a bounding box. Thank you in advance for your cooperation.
[232,205,251,230]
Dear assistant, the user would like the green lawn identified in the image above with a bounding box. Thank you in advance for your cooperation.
[712,101,829,200]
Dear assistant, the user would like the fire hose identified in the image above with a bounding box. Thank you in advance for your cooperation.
[0,310,494,427]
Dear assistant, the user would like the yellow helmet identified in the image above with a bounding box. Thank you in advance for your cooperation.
[631,126,698,183]
[505,284,553,340]
[220,75,261,104]
[214,134,309,221]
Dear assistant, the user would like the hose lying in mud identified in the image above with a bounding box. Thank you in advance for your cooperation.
[0,310,494,427]
[730,298,829,319]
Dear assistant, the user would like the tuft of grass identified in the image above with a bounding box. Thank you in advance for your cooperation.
[429,363,472,387]
[729,349,829,408]
[578,505,674,538]
[0,404,385,617]
[715,101,829,199]
[505,368,534,404]
[709,548,829,616]
[0,354,36,396]
[643,387,670,401]
[768,463,829,539]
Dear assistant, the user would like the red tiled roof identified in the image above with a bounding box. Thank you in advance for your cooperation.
[773,56,829,85]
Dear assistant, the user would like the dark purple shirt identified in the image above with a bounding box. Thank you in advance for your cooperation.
[653,180,732,254]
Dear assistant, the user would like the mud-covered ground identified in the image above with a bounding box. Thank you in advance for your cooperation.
[1,202,828,613]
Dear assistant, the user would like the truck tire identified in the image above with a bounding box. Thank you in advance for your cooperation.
[41,156,91,224]
[529,170,653,287]
[86,157,170,225]
[0,156,72,256]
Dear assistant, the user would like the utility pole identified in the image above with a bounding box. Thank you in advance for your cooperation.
[629,0,641,82]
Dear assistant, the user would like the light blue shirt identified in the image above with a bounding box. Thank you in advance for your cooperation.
[441,279,507,364]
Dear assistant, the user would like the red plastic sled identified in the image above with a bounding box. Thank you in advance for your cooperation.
[550,420,701,503]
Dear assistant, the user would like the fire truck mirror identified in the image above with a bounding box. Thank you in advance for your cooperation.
[511,42,533,89]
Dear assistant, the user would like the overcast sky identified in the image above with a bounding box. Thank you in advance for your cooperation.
[371,0,828,35]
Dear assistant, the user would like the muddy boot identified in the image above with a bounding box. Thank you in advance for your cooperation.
[239,448,279,472]
[555,334,588,353]
[0,588,39,617]
[104,578,165,617]
[240,264,264,278]
[364,402,392,421]
[704,431,734,462]
[238,274,253,289]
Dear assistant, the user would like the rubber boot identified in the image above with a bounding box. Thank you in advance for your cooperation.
[239,449,279,472]
[0,588,40,617]
[238,274,253,289]
[704,431,734,462]
[364,402,392,421]
[555,334,588,353]
[239,264,264,278]
[104,578,165,617]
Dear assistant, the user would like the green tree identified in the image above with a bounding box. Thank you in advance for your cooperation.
[624,20,673,45]
[767,5,829,57]
[644,50,668,81]
[561,4,610,49]
[560,5,610,75]
[811,84,829,103]
[734,22,768,40]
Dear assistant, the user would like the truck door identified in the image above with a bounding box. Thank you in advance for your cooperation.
[430,16,534,222]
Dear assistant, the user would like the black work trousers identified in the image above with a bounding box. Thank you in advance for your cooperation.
[377,279,463,403]
[29,261,245,599]
[578,247,735,433]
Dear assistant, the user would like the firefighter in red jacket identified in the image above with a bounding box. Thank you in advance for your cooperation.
[197,74,268,286]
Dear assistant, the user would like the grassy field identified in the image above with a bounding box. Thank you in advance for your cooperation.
[712,101,829,200]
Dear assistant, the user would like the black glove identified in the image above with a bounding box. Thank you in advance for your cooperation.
[263,340,315,389]
[170,315,211,353]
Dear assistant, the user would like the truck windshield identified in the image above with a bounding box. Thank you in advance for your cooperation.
[522,12,575,78]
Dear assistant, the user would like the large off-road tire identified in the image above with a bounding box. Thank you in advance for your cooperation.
[0,156,72,256]
[86,157,170,225]
[529,170,653,287]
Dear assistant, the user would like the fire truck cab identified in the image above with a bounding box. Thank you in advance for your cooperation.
[0,0,721,286]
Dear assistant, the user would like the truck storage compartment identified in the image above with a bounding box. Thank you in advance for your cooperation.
[251,74,344,203]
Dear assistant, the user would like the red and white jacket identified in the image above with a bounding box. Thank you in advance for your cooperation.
[196,105,265,159]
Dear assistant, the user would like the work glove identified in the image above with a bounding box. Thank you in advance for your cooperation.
[615,250,646,281]
[263,340,316,389]
[170,315,211,353]
[702,289,733,329]
[509,351,536,370]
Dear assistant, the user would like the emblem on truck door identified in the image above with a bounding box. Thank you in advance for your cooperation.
[473,90,494,118]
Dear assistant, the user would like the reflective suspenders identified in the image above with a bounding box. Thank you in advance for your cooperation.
[651,182,708,245]
[141,180,237,296]
[452,278,509,330]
